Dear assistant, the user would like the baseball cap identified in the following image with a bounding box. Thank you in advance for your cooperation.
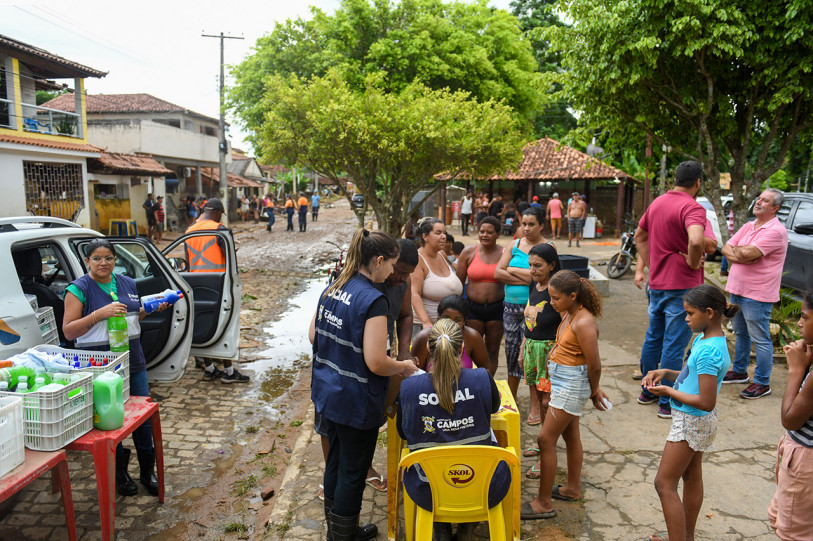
[203,198,225,212]
[572,192,580,197]
[532,195,539,201]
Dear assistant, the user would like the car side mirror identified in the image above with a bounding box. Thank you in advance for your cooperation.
[794,223,813,236]
[168,257,189,272]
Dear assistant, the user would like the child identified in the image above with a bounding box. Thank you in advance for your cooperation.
[444,233,457,266]
[522,270,608,520]
[769,289,813,540]
[642,284,738,541]
[520,243,562,479]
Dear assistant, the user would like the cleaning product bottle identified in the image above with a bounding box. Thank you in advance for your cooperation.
[30,376,46,392]
[0,366,34,390]
[108,313,129,352]
[0,381,8,392]
[93,372,124,430]
[16,380,29,393]
[34,367,51,385]
[141,289,184,314]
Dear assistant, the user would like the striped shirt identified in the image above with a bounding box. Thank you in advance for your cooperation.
[788,372,813,448]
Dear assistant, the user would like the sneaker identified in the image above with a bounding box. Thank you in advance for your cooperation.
[657,404,672,419]
[740,383,771,400]
[722,371,749,384]
[637,391,658,405]
[203,366,225,381]
[222,369,250,384]
[568,241,572,247]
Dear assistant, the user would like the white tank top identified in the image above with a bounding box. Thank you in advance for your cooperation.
[413,253,463,323]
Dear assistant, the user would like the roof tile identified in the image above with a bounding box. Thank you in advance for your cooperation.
[90,152,173,175]
[0,133,101,153]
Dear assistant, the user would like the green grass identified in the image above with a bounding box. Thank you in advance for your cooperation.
[290,420,303,427]
[224,522,247,535]
[232,475,258,497]
[262,463,277,478]
[245,425,258,434]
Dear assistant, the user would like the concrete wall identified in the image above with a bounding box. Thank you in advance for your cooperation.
[87,120,220,163]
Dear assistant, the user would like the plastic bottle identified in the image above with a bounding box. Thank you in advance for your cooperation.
[34,367,51,385]
[16,381,29,393]
[93,372,124,430]
[141,289,184,314]
[30,376,46,392]
[0,366,34,390]
[108,313,129,352]
[0,381,8,392]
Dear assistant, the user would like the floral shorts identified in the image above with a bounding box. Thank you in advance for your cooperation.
[667,408,718,452]
[523,339,552,393]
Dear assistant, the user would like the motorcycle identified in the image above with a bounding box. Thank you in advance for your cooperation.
[607,220,637,279]
[325,240,346,284]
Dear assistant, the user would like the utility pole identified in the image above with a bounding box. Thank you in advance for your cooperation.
[202,31,243,225]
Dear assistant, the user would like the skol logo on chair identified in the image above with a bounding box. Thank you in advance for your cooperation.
[443,464,475,488]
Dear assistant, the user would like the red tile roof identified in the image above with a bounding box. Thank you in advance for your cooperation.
[0,34,107,79]
[41,93,218,122]
[499,138,635,181]
[0,133,101,153]
[89,152,173,175]
[260,164,290,177]
[200,167,264,188]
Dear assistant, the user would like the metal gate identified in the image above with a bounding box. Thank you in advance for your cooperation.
[23,161,84,221]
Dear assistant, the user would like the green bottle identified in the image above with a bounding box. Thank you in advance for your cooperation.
[93,372,124,430]
[108,314,129,352]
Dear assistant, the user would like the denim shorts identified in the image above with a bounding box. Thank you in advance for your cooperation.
[548,362,591,416]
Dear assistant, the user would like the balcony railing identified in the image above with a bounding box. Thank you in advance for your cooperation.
[0,97,81,137]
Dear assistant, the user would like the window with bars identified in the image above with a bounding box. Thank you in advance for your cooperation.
[23,161,84,221]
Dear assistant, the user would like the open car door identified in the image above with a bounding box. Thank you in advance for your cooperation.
[161,229,241,361]
[70,237,193,383]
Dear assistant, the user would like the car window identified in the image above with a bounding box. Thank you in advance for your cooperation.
[697,199,714,211]
[13,244,74,300]
[107,243,154,280]
[793,201,813,227]
[776,201,794,225]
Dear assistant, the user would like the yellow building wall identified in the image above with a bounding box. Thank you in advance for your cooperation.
[96,198,132,234]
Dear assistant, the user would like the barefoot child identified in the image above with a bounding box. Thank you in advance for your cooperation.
[642,284,738,541]
[520,243,562,479]
[769,289,813,540]
[521,270,609,520]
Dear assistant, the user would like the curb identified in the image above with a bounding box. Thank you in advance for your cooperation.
[266,402,318,536]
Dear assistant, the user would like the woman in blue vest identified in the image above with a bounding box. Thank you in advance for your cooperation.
[309,228,419,541]
[63,239,168,498]
[398,318,510,541]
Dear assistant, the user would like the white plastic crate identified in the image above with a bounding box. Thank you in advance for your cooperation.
[0,373,93,451]
[36,306,55,334]
[0,396,25,477]
[32,346,130,403]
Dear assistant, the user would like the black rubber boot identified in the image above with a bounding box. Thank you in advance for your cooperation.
[325,499,377,540]
[433,522,453,541]
[137,449,160,496]
[329,511,361,541]
[116,448,138,497]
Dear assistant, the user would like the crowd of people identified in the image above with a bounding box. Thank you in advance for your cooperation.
[308,161,812,541]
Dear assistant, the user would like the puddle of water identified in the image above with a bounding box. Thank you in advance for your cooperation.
[248,278,326,411]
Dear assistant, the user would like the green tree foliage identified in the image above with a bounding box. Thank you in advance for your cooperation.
[510,0,576,140]
[259,72,524,234]
[229,0,542,146]
[548,0,813,235]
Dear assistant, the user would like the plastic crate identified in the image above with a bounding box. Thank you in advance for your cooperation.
[0,396,25,477]
[0,373,93,451]
[32,346,130,403]
[36,306,56,334]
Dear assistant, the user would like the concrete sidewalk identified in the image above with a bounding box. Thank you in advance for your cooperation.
[263,240,786,540]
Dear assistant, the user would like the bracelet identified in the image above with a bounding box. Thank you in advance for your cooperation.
[91,310,97,325]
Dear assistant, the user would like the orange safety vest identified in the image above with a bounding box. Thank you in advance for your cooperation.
[184,219,226,272]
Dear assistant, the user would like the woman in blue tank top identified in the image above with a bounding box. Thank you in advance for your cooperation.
[63,239,169,499]
[495,206,553,425]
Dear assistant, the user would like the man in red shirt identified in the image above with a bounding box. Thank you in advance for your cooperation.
[633,161,706,419]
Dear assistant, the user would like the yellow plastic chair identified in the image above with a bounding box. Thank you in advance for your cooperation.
[398,445,520,541]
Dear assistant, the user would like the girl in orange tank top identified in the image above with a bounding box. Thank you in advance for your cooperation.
[523,270,610,521]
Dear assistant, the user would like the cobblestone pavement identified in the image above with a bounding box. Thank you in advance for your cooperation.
[260,237,788,541]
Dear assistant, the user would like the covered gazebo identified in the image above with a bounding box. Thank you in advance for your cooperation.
[445,138,640,234]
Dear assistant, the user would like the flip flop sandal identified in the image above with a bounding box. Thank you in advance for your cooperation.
[645,533,669,541]
[318,484,324,501]
[365,474,387,491]
[551,485,577,502]
[525,463,542,479]
[632,370,643,380]
[526,415,542,426]
[522,445,541,457]
[519,501,556,520]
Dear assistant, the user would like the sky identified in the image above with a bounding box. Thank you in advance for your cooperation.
[0,0,513,154]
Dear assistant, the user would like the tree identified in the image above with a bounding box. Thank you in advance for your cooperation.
[229,0,542,146]
[258,72,525,235]
[548,0,813,236]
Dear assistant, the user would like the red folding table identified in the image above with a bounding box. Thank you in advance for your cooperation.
[66,396,164,541]
[0,448,77,541]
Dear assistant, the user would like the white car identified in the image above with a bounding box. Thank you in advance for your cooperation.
[696,195,732,260]
[0,217,242,382]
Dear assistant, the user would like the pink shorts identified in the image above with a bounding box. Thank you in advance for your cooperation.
[768,433,813,540]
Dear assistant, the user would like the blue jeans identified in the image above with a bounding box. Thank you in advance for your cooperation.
[640,288,693,406]
[720,255,729,273]
[117,369,153,454]
[729,293,774,385]
[266,208,275,230]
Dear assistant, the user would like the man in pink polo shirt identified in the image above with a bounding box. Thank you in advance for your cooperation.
[721,188,788,399]
[633,161,707,419]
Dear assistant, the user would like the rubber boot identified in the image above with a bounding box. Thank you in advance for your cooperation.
[329,511,361,541]
[433,522,453,541]
[325,498,377,540]
[116,448,138,496]
[137,449,160,496]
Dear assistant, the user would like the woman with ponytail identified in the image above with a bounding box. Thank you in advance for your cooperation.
[397,318,510,541]
[309,228,418,541]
